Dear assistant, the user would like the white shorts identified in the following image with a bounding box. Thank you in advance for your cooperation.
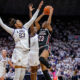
[28,51,40,66]
[0,66,5,77]
[12,48,29,67]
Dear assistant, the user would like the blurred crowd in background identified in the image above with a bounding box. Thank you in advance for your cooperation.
[0,18,80,80]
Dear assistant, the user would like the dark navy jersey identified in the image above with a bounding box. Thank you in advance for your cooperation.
[38,28,51,47]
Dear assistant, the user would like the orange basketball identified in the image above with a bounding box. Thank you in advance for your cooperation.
[44,6,53,15]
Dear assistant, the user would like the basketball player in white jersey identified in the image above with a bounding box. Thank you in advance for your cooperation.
[28,4,40,80]
[0,1,43,80]
[0,49,14,80]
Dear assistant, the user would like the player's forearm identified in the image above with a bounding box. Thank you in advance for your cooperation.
[29,10,34,31]
[47,25,52,32]
[47,13,53,25]
[29,10,33,19]
[0,18,14,35]
[29,10,35,29]
[35,13,44,23]
[29,9,39,24]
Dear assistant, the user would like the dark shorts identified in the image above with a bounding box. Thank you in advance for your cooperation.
[39,45,49,56]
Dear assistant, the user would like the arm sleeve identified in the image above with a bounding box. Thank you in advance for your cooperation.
[0,18,14,35]
[23,9,39,29]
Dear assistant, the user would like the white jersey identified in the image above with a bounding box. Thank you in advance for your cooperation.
[0,56,9,77]
[0,56,8,68]
[0,9,40,65]
[28,34,40,66]
[13,28,29,51]
[30,34,39,53]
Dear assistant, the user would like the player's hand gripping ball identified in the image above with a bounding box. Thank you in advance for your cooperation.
[44,6,53,15]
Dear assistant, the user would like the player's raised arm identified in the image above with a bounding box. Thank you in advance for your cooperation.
[47,7,53,32]
[47,7,53,24]
[35,12,45,31]
[23,1,43,29]
[0,18,14,35]
[28,3,35,35]
[29,3,35,19]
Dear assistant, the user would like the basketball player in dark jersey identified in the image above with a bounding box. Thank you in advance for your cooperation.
[35,7,54,80]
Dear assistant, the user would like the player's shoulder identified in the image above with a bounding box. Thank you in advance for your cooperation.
[45,28,51,34]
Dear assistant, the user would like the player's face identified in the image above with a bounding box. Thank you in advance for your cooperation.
[42,21,47,28]
[2,50,7,57]
[15,20,23,28]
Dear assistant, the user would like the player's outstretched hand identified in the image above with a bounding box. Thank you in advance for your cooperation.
[50,7,54,15]
[28,3,35,12]
[38,1,43,10]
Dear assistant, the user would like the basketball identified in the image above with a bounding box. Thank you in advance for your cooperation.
[44,6,53,15]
